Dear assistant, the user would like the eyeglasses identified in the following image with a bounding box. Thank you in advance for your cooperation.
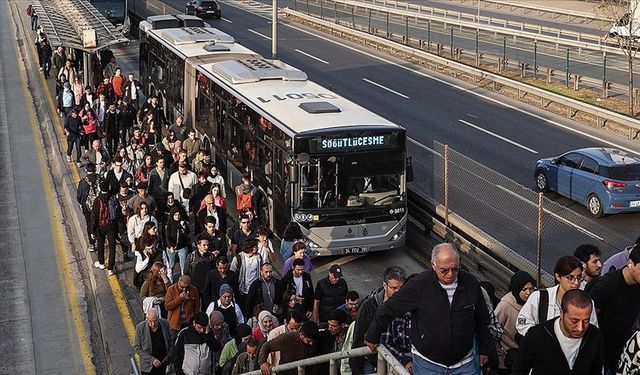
[240,221,249,225]
[434,265,461,275]
[563,274,584,283]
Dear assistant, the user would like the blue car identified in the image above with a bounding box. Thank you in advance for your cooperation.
[534,148,640,217]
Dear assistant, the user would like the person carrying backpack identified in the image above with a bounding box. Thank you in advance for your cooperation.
[234,173,256,212]
[91,180,118,275]
[76,162,102,252]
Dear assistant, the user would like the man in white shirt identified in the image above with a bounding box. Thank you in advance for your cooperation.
[230,239,262,315]
[511,289,605,374]
[168,162,197,211]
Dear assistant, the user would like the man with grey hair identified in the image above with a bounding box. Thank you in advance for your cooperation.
[365,243,496,374]
[350,265,408,374]
[134,308,173,375]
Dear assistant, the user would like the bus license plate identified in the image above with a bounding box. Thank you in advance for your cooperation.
[344,247,368,254]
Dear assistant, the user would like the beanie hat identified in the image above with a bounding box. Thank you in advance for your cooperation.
[219,283,234,298]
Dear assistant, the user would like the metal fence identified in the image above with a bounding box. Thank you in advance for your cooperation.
[288,0,637,102]
[407,140,633,281]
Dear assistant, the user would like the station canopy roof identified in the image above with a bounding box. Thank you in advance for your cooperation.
[32,0,129,53]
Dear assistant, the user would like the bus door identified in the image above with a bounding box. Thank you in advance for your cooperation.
[272,146,289,234]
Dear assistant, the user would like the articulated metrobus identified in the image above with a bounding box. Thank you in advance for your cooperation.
[139,15,410,256]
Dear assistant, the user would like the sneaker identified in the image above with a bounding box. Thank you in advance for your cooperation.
[39,67,43,71]
[76,162,82,167]
[66,155,71,162]
[108,270,115,276]
[88,244,95,252]
[93,261,105,270]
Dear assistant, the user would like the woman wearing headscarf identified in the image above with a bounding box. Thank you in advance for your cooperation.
[209,310,231,373]
[494,271,536,374]
[252,310,279,343]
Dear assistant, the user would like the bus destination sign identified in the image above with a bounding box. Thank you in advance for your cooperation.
[315,135,391,152]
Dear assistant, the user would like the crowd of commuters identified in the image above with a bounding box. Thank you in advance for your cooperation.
[32,15,640,375]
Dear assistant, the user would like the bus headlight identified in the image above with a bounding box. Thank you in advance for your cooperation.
[307,240,320,248]
[390,225,406,241]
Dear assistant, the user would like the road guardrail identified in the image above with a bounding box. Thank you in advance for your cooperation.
[459,0,613,24]
[319,0,623,56]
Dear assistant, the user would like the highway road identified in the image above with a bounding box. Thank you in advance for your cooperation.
[156,0,640,269]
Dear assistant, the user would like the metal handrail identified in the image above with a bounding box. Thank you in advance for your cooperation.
[285,8,640,134]
[242,345,410,375]
[130,357,141,375]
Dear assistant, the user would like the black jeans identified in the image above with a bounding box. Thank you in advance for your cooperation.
[67,135,81,162]
[82,206,95,247]
[96,225,117,269]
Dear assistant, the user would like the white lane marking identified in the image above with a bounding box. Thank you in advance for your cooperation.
[362,78,409,99]
[466,113,479,118]
[247,28,271,40]
[221,17,233,23]
[278,21,640,155]
[294,49,330,64]
[496,185,605,241]
[458,119,538,154]
[408,137,442,156]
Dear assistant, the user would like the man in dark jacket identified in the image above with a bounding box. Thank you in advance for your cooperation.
[512,289,604,375]
[118,98,136,146]
[365,243,495,373]
[281,258,314,318]
[588,245,640,373]
[245,262,284,315]
[350,266,407,374]
[105,156,133,195]
[312,264,348,323]
[202,255,239,309]
[64,108,82,164]
[185,235,215,302]
[173,312,219,375]
[102,102,120,157]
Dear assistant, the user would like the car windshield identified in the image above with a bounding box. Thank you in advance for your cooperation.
[298,151,404,209]
[608,164,640,181]
[200,1,217,6]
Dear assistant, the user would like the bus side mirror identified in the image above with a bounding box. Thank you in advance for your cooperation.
[406,156,414,182]
[289,164,298,184]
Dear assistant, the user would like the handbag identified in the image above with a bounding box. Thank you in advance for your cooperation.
[178,173,191,200]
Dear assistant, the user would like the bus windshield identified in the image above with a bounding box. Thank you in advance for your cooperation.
[298,150,404,209]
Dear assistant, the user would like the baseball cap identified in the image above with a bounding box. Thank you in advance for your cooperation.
[329,264,343,278]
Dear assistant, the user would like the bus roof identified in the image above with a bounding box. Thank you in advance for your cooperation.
[197,58,400,136]
[141,25,256,59]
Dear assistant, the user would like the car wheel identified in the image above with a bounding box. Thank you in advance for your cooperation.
[587,194,604,218]
[535,170,549,192]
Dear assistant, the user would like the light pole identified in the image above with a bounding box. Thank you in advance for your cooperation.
[272,0,278,59]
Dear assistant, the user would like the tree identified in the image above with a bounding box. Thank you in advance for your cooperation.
[602,0,639,115]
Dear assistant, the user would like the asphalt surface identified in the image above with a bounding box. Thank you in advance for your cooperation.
[153,0,640,268]
[0,1,93,373]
